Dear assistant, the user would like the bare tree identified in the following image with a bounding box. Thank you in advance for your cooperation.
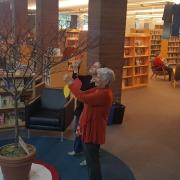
[0,27,97,145]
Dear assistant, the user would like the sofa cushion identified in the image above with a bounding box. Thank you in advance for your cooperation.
[29,109,63,126]
[41,88,66,110]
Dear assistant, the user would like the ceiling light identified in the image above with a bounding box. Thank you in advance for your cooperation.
[128,8,164,15]
[174,0,180,4]
[28,0,89,10]
[128,0,168,6]
[135,14,162,18]
[59,0,88,8]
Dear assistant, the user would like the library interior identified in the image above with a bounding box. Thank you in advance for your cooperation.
[0,0,179,180]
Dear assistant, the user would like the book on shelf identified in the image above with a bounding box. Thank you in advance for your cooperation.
[134,77,141,84]
[151,35,161,40]
[0,112,24,125]
[0,77,31,90]
[123,58,133,66]
[5,112,15,125]
[66,32,79,38]
[135,48,146,56]
[125,38,131,46]
[140,67,145,74]
[135,68,140,75]
[0,95,2,107]
[123,59,131,66]
[0,95,24,108]
[0,95,13,107]
[0,113,5,125]
[66,41,78,47]
[135,40,144,46]
[124,49,131,56]
[122,79,132,87]
[135,57,147,65]
[123,69,128,76]
[135,67,146,74]
[24,77,33,89]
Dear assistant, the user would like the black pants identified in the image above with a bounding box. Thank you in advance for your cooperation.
[164,66,173,81]
[83,143,102,180]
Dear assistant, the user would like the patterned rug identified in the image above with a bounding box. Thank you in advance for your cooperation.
[0,136,135,180]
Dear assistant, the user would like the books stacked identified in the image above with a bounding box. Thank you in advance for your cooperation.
[0,113,4,125]
[0,95,13,107]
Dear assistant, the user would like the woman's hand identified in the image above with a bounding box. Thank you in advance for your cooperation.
[75,125,82,136]
[72,60,81,73]
[64,74,73,85]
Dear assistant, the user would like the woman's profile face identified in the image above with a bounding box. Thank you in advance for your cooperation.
[94,73,107,88]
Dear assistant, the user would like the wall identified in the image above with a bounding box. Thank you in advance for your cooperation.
[125,17,163,33]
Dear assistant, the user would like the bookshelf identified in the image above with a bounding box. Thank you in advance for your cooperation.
[167,36,180,65]
[154,25,163,29]
[0,120,25,129]
[150,29,162,59]
[50,29,88,88]
[0,74,35,129]
[122,33,150,90]
[65,29,80,71]
[65,29,80,48]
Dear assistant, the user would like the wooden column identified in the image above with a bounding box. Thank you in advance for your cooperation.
[12,0,28,40]
[36,0,59,49]
[160,39,168,59]
[88,0,127,101]
[0,1,12,36]
[28,13,35,32]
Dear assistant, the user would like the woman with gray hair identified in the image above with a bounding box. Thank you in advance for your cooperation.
[64,67,115,180]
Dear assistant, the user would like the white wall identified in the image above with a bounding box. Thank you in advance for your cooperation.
[126,17,163,33]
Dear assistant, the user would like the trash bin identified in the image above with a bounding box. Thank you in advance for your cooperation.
[108,103,125,125]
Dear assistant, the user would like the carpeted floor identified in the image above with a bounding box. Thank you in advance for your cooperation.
[0,136,135,180]
[103,78,180,180]
[0,78,180,180]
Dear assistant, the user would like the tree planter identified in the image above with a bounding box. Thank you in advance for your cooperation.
[0,144,36,180]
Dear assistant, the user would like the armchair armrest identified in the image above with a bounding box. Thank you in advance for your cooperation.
[25,96,41,126]
[27,96,41,110]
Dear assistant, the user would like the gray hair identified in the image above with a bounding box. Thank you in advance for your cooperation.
[97,68,115,83]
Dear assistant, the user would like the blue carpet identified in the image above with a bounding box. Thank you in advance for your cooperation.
[0,137,135,180]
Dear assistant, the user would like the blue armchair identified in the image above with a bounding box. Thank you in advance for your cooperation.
[25,87,74,141]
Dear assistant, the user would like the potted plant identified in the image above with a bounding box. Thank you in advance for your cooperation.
[0,32,48,180]
[0,28,92,179]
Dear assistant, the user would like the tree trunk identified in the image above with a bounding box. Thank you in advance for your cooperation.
[14,97,19,145]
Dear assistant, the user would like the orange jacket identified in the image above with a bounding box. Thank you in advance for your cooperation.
[69,79,113,144]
